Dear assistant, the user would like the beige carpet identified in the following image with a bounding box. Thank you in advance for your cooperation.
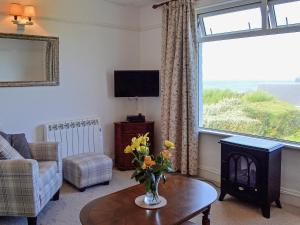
[0,170,299,225]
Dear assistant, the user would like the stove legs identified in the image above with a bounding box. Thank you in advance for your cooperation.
[275,199,282,208]
[261,204,270,218]
[262,199,282,218]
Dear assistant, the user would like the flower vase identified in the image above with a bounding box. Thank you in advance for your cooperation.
[144,175,161,205]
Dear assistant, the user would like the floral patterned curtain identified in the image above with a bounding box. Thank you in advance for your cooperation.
[160,0,199,175]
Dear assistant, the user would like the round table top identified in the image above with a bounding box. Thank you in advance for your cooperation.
[80,175,217,225]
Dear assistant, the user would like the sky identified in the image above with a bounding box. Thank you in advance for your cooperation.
[202,3,300,82]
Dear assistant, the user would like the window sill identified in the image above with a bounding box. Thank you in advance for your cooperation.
[198,128,300,150]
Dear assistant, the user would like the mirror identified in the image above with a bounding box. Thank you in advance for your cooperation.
[0,33,59,87]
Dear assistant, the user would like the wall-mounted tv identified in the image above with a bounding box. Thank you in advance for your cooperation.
[114,70,159,97]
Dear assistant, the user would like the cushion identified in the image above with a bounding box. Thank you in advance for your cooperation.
[0,131,11,144]
[11,133,32,159]
[0,135,24,160]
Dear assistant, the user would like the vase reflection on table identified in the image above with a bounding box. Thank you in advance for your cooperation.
[124,133,175,207]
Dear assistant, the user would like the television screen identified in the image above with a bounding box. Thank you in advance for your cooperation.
[114,70,159,97]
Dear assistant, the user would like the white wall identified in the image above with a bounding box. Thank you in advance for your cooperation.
[138,5,162,153]
[137,1,300,208]
[0,0,140,158]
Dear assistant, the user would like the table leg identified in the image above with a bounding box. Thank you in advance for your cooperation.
[202,206,211,225]
[218,191,226,201]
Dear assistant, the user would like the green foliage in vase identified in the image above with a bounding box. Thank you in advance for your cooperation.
[124,133,174,194]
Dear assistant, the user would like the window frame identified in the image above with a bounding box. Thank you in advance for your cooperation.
[196,0,300,147]
[199,127,300,150]
[269,0,300,27]
[198,3,263,37]
[197,0,300,42]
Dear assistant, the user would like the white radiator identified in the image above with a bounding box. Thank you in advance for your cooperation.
[44,118,103,158]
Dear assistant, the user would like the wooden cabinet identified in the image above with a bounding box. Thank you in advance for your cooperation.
[114,122,154,170]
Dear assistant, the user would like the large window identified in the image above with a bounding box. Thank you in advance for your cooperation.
[198,0,300,143]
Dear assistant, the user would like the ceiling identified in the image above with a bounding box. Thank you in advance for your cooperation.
[104,0,161,7]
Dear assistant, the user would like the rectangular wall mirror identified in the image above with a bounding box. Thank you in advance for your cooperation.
[0,33,59,87]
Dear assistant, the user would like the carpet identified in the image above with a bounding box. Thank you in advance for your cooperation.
[0,169,299,225]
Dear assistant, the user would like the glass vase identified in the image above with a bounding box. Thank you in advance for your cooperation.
[144,175,162,205]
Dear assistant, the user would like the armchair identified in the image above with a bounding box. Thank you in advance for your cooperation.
[0,142,62,225]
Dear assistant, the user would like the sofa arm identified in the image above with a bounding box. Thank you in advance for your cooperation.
[29,142,62,172]
[0,159,41,217]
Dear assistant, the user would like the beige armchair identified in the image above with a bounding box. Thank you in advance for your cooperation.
[0,142,62,225]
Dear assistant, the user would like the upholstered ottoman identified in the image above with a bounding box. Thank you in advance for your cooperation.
[63,152,112,191]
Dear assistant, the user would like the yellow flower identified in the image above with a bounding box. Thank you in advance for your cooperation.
[139,145,149,154]
[142,156,156,169]
[126,133,151,153]
[131,137,137,143]
[164,140,175,149]
[124,145,133,154]
[161,150,172,160]
[141,133,150,146]
[131,136,142,150]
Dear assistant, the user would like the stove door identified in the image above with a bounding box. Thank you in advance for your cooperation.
[228,153,258,189]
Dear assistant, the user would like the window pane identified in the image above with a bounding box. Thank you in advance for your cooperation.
[274,1,300,26]
[201,32,300,143]
[202,8,262,35]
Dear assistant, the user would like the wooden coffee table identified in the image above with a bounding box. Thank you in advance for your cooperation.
[80,175,217,225]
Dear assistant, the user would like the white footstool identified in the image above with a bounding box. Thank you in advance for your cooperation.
[63,152,112,191]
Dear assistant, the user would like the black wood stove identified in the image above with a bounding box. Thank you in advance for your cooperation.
[219,136,284,218]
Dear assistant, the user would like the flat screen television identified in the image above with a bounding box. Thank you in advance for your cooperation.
[114,70,159,97]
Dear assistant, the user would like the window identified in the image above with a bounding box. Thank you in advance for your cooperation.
[273,1,300,26]
[198,0,300,144]
[202,8,262,35]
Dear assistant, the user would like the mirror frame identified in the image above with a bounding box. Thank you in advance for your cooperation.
[0,33,59,87]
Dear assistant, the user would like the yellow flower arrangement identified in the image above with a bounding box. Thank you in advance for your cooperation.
[124,133,175,196]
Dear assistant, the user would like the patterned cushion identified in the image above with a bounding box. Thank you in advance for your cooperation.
[0,131,11,144]
[0,135,23,160]
[63,153,112,189]
[29,142,62,173]
[0,132,32,159]
[11,133,32,159]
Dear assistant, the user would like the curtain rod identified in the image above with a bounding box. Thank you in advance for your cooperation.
[152,0,177,9]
